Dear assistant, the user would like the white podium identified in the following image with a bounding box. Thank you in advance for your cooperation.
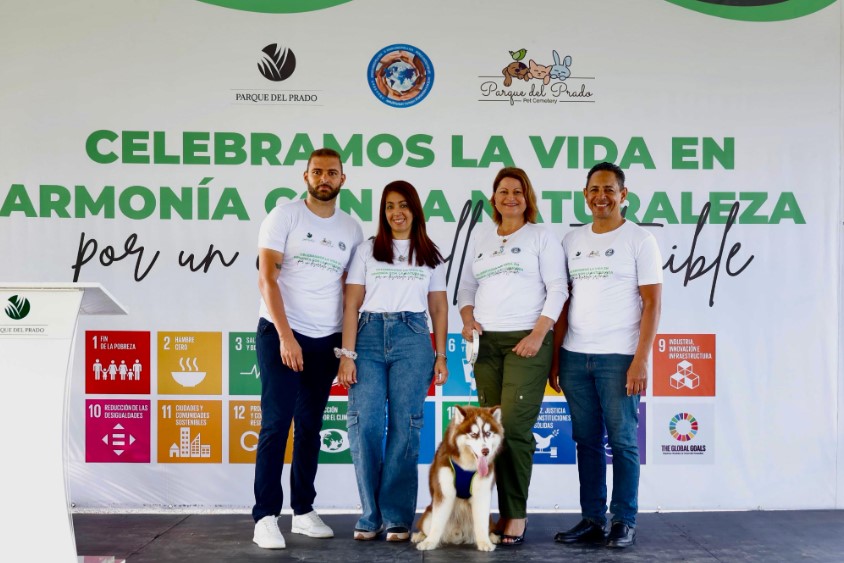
[0,283,126,562]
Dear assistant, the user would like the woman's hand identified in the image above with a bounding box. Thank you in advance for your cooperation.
[461,319,483,341]
[513,331,544,358]
[434,356,449,385]
[337,356,357,389]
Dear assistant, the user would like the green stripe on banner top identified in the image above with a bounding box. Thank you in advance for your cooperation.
[196,0,352,14]
[665,0,837,21]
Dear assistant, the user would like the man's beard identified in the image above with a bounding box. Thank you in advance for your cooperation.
[307,183,341,202]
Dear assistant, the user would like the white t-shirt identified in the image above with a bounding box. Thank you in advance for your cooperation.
[347,239,446,313]
[562,220,663,355]
[457,222,567,331]
[258,199,363,338]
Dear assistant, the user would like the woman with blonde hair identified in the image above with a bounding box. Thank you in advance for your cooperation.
[458,167,567,546]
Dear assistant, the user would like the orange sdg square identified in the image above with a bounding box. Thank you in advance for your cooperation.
[230,401,262,464]
[652,334,716,396]
[228,401,293,464]
[158,400,222,463]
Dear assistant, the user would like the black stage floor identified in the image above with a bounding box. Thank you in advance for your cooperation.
[74,510,844,562]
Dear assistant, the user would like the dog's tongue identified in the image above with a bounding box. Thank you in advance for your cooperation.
[477,455,489,477]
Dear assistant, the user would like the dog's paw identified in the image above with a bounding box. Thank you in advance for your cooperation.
[410,532,425,544]
[416,538,438,551]
[476,539,496,552]
[489,532,501,544]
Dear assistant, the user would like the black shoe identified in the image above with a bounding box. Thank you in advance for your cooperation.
[605,522,636,548]
[554,519,605,544]
[499,519,527,546]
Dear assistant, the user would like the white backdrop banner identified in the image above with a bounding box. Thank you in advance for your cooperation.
[0,0,840,512]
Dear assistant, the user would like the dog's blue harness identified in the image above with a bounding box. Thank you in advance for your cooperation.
[450,458,477,499]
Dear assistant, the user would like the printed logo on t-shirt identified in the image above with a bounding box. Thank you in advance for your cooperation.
[475,262,524,281]
[570,266,612,281]
[321,238,333,247]
[339,242,346,251]
[511,247,521,254]
[605,248,614,256]
[588,250,601,258]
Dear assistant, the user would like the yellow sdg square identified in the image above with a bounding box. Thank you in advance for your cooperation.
[158,400,222,463]
[158,332,222,395]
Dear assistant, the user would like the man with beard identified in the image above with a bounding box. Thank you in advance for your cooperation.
[252,148,363,549]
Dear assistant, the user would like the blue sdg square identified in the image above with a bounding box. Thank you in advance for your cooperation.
[604,402,646,465]
[532,402,576,464]
[441,333,478,398]
[418,401,436,464]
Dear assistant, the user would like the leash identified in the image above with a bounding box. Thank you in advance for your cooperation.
[464,329,479,406]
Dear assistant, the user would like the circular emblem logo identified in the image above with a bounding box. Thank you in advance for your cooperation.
[4,295,31,320]
[339,241,346,251]
[605,248,614,256]
[319,428,350,453]
[258,43,296,82]
[368,44,434,108]
[511,247,521,254]
[669,412,699,442]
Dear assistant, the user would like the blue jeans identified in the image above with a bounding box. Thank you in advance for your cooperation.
[558,348,639,527]
[252,318,340,522]
[347,311,434,531]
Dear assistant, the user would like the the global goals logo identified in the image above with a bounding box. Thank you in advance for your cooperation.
[4,295,31,320]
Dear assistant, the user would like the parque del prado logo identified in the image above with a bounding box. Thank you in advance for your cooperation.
[5,295,31,320]
[232,43,319,106]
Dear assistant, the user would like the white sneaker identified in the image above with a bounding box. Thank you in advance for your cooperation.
[253,515,286,549]
[291,510,334,538]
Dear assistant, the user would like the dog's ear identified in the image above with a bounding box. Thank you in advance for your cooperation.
[489,406,502,424]
[452,405,467,425]
[502,66,512,87]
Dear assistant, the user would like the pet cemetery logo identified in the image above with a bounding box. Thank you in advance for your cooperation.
[368,44,434,108]
[478,48,595,106]
[232,43,319,106]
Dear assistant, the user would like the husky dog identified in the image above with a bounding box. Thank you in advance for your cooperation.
[412,405,504,551]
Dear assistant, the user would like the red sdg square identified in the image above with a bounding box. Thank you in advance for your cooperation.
[85,399,151,463]
[86,331,150,394]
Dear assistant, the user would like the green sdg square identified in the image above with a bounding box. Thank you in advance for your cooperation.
[441,400,479,438]
[318,400,351,464]
[229,332,261,395]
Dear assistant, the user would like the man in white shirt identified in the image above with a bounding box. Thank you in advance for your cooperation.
[251,148,363,549]
[551,162,662,549]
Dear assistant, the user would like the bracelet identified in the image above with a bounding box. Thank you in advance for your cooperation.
[334,347,358,360]
[435,352,447,360]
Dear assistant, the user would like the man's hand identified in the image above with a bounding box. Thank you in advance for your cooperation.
[625,357,648,396]
[279,333,303,372]
[548,366,562,393]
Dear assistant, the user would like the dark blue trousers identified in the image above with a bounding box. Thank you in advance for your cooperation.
[252,317,340,521]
